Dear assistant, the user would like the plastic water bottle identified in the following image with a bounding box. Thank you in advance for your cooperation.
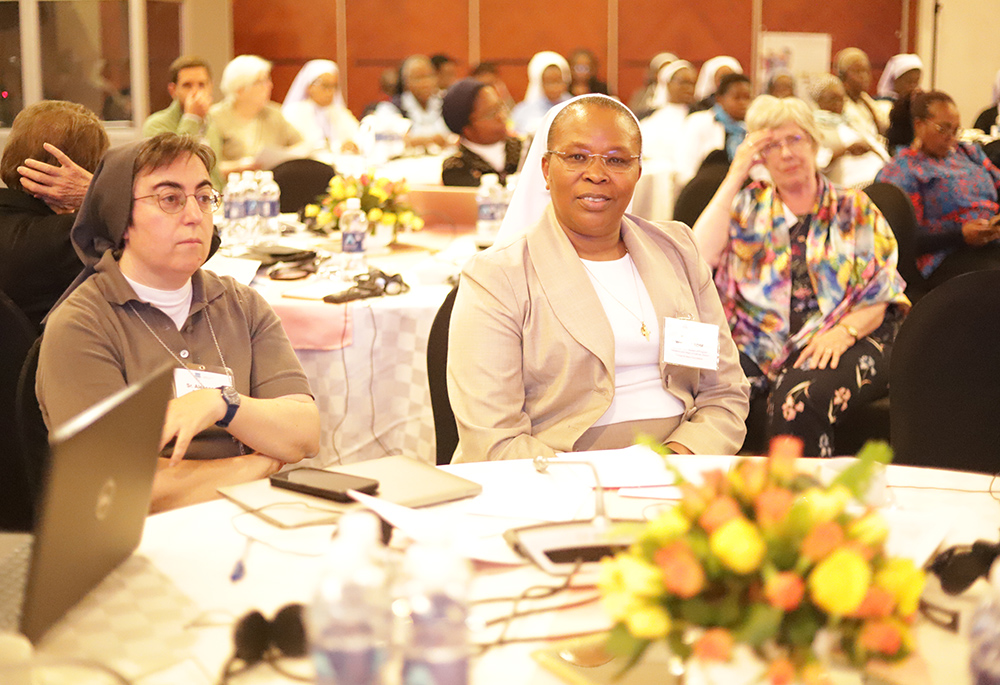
[399,541,471,685]
[241,170,260,245]
[475,174,501,249]
[307,510,391,685]
[971,560,1000,684]
[222,172,246,248]
[257,170,281,245]
[340,197,368,275]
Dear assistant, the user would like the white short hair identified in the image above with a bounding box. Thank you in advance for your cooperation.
[746,95,821,144]
[220,55,271,98]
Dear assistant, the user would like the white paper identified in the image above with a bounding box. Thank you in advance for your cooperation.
[202,254,261,284]
[882,507,955,567]
[548,444,677,488]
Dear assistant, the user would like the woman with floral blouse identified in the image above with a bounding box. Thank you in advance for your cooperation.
[694,96,909,456]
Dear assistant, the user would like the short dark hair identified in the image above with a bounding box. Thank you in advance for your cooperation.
[717,73,751,97]
[430,54,455,71]
[471,62,498,77]
[912,90,954,121]
[168,55,211,84]
[133,133,216,183]
[0,101,109,192]
[547,95,641,156]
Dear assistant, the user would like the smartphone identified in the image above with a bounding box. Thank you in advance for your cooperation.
[270,468,379,503]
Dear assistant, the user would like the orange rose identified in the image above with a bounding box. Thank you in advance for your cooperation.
[801,521,844,562]
[766,657,796,685]
[857,619,904,657]
[755,487,796,528]
[693,627,733,661]
[730,459,769,501]
[768,435,803,483]
[851,586,896,619]
[655,540,705,599]
[699,496,742,534]
[764,571,806,611]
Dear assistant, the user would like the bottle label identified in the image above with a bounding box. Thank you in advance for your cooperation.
[314,646,380,685]
[477,203,499,222]
[260,199,279,218]
[342,230,366,254]
[224,203,245,221]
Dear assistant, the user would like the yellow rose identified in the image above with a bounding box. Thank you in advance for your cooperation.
[303,203,321,218]
[709,518,766,574]
[369,186,390,203]
[367,207,383,223]
[641,507,690,547]
[874,558,926,618]
[808,548,871,616]
[327,177,345,198]
[597,554,662,622]
[625,602,671,640]
[800,484,852,526]
[381,212,397,226]
[399,210,415,225]
[411,217,425,231]
[316,210,334,227]
[344,184,358,198]
[847,511,890,547]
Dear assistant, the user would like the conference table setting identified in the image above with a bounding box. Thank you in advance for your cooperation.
[13,446,1000,685]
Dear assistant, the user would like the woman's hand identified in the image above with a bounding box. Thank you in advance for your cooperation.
[963,218,1000,247]
[794,325,857,371]
[160,389,227,464]
[729,130,775,180]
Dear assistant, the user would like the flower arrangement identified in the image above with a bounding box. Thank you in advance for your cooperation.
[597,438,925,684]
[303,172,424,235]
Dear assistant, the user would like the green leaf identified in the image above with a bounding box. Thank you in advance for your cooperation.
[604,623,651,678]
[783,604,823,648]
[830,440,893,501]
[733,604,783,647]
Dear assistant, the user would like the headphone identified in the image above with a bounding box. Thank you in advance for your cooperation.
[220,603,310,683]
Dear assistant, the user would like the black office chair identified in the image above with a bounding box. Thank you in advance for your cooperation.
[16,337,48,527]
[863,181,927,304]
[271,158,336,215]
[673,163,729,227]
[426,286,459,465]
[0,292,41,531]
[889,270,1000,472]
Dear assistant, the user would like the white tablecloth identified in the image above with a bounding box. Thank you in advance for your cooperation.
[22,458,1000,684]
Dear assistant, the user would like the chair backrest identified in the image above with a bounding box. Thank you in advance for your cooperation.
[863,181,926,303]
[426,286,459,465]
[16,336,48,529]
[889,270,1000,472]
[673,163,728,227]
[0,291,41,530]
[271,158,336,214]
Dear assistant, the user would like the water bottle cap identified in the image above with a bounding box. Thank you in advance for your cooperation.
[481,174,500,187]
[227,172,240,183]
[345,197,361,210]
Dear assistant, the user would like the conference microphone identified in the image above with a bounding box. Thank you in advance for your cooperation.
[503,455,643,576]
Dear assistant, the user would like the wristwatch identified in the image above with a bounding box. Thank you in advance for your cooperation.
[838,323,860,342]
[216,386,241,428]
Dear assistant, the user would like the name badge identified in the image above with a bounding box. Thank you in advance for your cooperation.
[662,317,719,371]
[174,368,232,398]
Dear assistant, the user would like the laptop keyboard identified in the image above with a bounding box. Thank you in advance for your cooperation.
[0,535,33,633]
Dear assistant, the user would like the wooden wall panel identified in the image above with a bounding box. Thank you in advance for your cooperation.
[232,0,339,105]
[618,0,753,111]
[345,0,468,117]
[480,0,608,102]
[231,0,916,119]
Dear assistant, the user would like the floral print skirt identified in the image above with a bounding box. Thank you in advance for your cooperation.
[741,337,890,457]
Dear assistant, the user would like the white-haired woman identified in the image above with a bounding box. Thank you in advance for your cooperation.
[694,95,909,456]
[282,60,359,153]
[510,51,571,136]
[208,55,304,177]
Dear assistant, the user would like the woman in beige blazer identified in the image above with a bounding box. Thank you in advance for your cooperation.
[447,95,749,463]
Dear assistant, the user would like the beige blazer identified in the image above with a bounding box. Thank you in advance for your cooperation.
[447,205,749,462]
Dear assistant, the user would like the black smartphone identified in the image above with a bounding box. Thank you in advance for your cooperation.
[270,468,379,503]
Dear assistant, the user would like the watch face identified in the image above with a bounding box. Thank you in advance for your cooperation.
[222,386,240,405]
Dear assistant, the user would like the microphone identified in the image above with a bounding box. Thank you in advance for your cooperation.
[532,455,608,525]
[503,455,641,576]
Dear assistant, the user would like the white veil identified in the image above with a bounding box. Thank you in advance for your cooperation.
[282,60,346,114]
[651,60,693,110]
[495,93,640,244]
[694,56,743,101]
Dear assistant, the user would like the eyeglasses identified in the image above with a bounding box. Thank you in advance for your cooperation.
[546,150,640,173]
[759,134,810,159]
[925,120,961,137]
[134,188,222,215]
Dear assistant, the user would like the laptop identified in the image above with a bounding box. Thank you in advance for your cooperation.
[0,364,172,643]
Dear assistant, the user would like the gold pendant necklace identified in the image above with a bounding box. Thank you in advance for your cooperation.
[583,253,650,340]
